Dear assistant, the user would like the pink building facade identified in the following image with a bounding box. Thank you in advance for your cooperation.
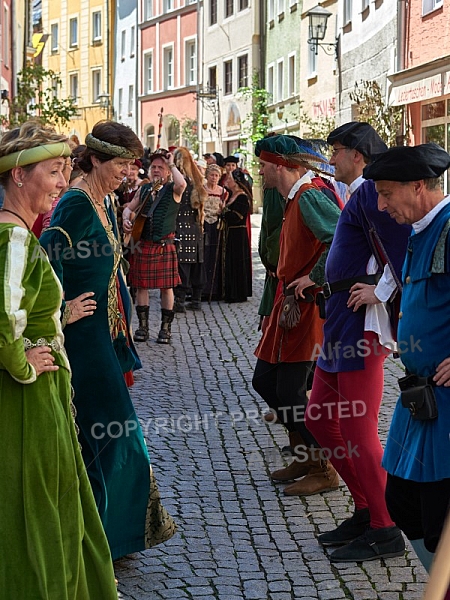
[389,0,450,171]
[139,0,198,151]
[0,0,13,128]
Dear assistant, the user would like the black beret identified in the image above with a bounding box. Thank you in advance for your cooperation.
[224,155,239,164]
[363,143,450,182]
[327,122,387,159]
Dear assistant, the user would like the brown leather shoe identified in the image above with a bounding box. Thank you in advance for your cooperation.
[283,461,339,496]
[271,458,311,482]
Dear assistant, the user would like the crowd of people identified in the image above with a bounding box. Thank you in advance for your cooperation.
[252,125,450,595]
[1,115,450,597]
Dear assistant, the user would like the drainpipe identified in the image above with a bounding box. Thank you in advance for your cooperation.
[397,0,406,72]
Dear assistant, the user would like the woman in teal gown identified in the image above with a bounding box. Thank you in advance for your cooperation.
[40,121,176,560]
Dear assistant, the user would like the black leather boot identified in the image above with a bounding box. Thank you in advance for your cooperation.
[156,309,174,344]
[173,291,186,313]
[186,288,202,311]
[134,306,149,342]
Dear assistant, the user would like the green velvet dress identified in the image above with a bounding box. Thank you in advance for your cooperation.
[40,189,176,560]
[0,224,117,599]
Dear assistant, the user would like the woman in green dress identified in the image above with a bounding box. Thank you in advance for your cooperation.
[0,121,118,598]
[40,121,176,561]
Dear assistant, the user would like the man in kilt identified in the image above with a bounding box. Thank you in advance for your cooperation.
[123,150,186,344]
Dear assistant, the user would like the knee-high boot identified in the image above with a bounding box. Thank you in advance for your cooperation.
[157,309,174,344]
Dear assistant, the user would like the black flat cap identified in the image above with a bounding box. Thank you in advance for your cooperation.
[327,122,387,159]
[224,155,239,164]
[363,143,450,182]
[212,152,225,167]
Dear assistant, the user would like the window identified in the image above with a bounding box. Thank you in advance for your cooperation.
[163,47,174,89]
[92,69,101,103]
[118,88,123,119]
[121,31,126,61]
[267,65,274,100]
[130,26,135,56]
[92,11,101,42]
[225,0,234,17]
[163,0,174,11]
[239,0,248,9]
[144,52,153,92]
[50,23,58,53]
[238,54,248,88]
[144,0,153,19]
[128,85,134,116]
[288,54,295,97]
[224,60,233,95]
[277,0,285,15]
[145,125,155,151]
[69,17,78,47]
[208,66,217,93]
[361,0,369,9]
[277,59,284,102]
[308,43,317,77]
[422,0,443,14]
[186,40,197,85]
[69,73,79,103]
[343,0,352,24]
[210,0,217,25]
[268,0,275,20]
[51,78,58,100]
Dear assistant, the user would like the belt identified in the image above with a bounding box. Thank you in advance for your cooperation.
[23,337,62,352]
[322,274,381,299]
[283,284,315,303]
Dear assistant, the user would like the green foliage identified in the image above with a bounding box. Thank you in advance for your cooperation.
[6,63,78,129]
[349,80,409,146]
[181,117,199,154]
[237,74,272,153]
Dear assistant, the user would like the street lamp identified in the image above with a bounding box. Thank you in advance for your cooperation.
[97,92,111,118]
[306,5,338,56]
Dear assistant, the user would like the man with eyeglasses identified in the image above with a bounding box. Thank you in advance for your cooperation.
[304,122,412,562]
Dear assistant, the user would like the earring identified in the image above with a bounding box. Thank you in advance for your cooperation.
[16,182,23,188]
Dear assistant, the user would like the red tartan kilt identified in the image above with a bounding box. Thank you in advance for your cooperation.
[128,237,181,289]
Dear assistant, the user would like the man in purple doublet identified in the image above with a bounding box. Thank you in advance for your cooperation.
[305,122,410,563]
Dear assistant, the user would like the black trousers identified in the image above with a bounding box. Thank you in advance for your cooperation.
[252,358,319,447]
[385,474,450,552]
[176,262,206,297]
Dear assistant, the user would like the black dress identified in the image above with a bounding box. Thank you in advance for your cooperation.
[222,193,252,303]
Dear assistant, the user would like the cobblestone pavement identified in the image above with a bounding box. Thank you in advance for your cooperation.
[116,215,427,600]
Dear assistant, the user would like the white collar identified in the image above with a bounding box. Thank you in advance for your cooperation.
[348,175,365,195]
[287,173,312,200]
[412,195,450,233]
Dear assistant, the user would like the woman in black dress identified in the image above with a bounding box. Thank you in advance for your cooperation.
[221,169,252,303]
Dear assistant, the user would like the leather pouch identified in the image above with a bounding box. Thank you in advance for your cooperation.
[278,295,302,329]
[399,374,438,421]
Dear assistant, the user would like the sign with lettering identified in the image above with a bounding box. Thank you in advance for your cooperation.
[390,74,442,106]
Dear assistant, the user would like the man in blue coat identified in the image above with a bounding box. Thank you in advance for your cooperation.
[364,143,450,577]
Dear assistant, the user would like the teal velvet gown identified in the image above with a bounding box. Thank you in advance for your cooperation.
[40,189,176,560]
[0,224,118,598]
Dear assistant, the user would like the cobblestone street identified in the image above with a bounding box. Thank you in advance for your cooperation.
[116,215,427,600]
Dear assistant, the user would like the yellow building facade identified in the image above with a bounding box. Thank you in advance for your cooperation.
[42,0,114,140]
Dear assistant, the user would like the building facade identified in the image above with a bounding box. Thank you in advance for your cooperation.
[139,0,198,152]
[199,0,260,158]
[42,0,114,140]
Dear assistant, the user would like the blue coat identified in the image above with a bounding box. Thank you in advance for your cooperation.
[383,202,450,482]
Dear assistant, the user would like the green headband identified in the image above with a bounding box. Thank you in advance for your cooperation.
[85,133,137,159]
[0,142,71,174]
